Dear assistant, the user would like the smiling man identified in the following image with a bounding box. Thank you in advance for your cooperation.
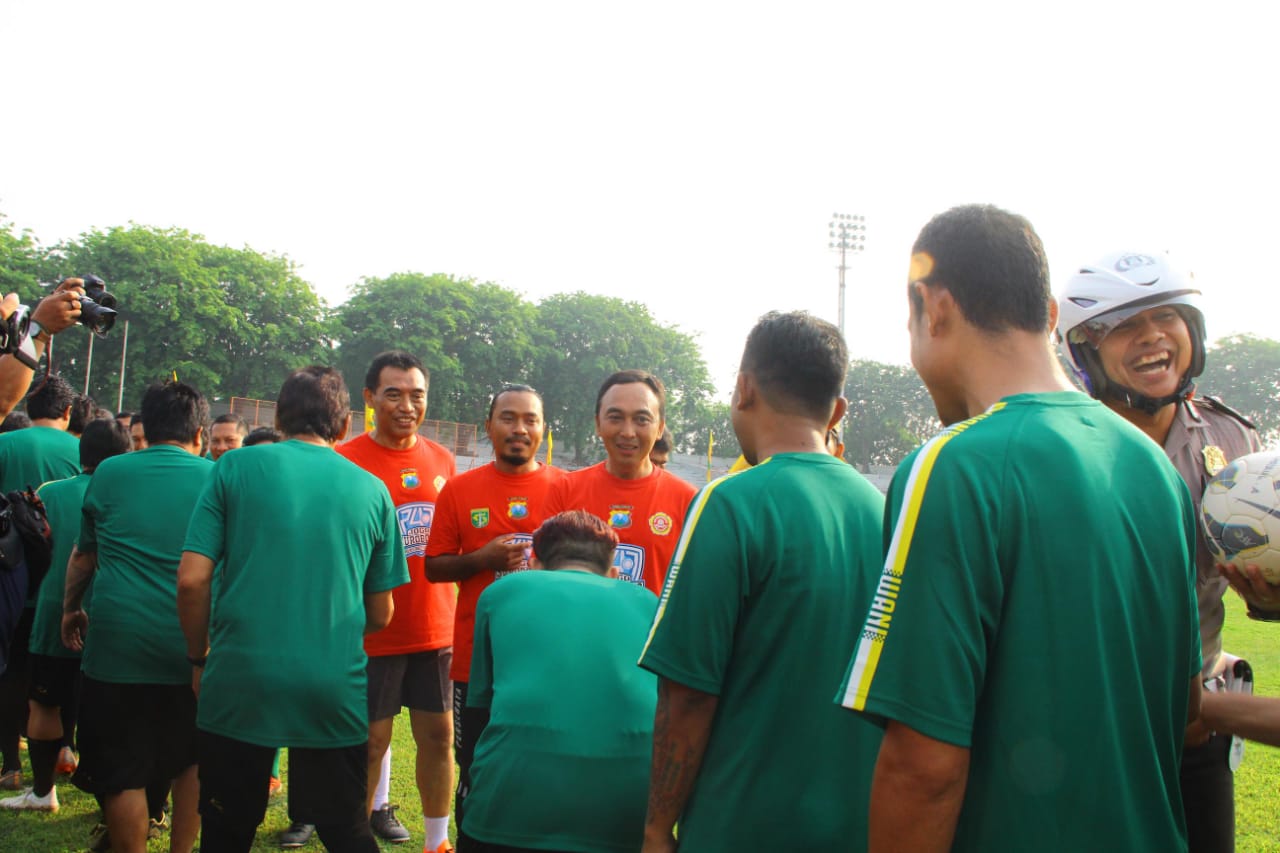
[425,383,566,847]
[547,370,696,595]
[208,413,249,461]
[337,351,457,853]
[1059,253,1263,853]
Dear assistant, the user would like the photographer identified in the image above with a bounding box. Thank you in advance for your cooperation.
[0,279,86,419]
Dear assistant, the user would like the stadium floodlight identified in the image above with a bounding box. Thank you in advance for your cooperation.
[827,213,867,336]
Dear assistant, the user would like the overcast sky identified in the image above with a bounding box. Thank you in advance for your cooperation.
[3,1,1276,396]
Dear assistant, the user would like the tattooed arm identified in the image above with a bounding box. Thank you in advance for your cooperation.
[643,677,720,852]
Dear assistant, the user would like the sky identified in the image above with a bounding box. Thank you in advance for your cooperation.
[3,1,1278,396]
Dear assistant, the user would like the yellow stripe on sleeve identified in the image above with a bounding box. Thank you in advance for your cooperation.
[640,470,739,659]
[840,403,1005,710]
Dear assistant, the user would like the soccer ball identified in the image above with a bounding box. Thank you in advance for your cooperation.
[1201,450,1280,583]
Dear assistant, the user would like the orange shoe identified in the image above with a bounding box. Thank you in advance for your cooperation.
[430,842,454,853]
[55,746,78,777]
[268,775,283,798]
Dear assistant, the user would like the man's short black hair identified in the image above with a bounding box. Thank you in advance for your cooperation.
[909,204,1052,334]
[115,410,134,424]
[532,510,620,575]
[653,427,673,454]
[80,418,132,471]
[213,412,250,436]
[0,411,30,433]
[26,374,76,421]
[740,311,848,422]
[364,351,429,393]
[68,394,98,434]
[243,426,283,446]
[140,381,209,446]
[594,370,666,421]
[486,384,543,421]
[278,366,350,442]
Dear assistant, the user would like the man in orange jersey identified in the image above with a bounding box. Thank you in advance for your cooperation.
[424,383,566,849]
[337,351,457,853]
[547,369,696,596]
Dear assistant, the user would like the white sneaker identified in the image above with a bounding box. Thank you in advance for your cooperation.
[0,786,59,812]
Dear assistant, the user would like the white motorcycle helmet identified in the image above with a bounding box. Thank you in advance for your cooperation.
[1057,251,1206,414]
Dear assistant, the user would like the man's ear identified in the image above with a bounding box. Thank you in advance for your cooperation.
[1046,299,1060,340]
[733,371,756,412]
[362,387,376,409]
[914,281,956,337]
[828,396,848,431]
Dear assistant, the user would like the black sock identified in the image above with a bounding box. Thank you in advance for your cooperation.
[28,738,58,797]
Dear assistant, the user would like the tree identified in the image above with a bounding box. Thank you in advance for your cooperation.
[677,399,741,460]
[1199,334,1280,443]
[0,214,47,299]
[843,359,937,471]
[532,293,714,464]
[44,224,329,408]
[332,273,537,425]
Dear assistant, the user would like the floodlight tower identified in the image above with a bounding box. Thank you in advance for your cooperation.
[828,213,866,336]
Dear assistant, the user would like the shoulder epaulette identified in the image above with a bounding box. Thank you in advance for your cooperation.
[1193,396,1257,430]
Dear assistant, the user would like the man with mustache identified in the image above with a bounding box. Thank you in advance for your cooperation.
[1058,253,1263,853]
[425,384,566,848]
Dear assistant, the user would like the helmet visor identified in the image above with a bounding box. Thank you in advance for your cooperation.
[1066,289,1201,348]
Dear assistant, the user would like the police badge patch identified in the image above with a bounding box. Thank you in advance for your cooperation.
[1203,445,1228,477]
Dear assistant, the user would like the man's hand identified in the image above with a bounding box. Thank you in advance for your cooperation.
[30,278,84,336]
[191,666,203,698]
[61,609,88,651]
[1220,562,1280,613]
[477,534,529,573]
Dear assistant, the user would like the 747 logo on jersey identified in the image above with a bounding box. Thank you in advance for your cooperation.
[612,543,645,586]
[397,502,435,557]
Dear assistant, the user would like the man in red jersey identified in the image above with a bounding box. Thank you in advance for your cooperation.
[337,351,457,853]
[547,369,696,596]
[425,383,566,849]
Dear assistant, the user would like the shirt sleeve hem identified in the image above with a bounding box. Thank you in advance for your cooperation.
[850,695,972,748]
[637,653,723,697]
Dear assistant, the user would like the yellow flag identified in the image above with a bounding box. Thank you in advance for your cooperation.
[364,405,375,433]
[546,429,554,466]
[706,432,714,482]
[172,370,178,382]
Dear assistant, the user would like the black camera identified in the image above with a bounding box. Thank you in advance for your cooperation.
[77,274,118,336]
[0,306,32,358]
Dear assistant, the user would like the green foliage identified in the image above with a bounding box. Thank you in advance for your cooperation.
[843,359,937,470]
[0,214,47,298]
[331,272,538,424]
[677,399,741,459]
[532,292,713,464]
[1199,334,1280,443]
[40,224,329,408]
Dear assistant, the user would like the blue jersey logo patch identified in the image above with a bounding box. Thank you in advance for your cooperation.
[397,502,435,557]
[612,543,645,586]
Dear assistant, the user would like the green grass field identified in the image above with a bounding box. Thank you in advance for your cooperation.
[2,593,1278,851]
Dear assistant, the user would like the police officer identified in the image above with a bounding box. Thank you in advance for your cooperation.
[1059,251,1265,853]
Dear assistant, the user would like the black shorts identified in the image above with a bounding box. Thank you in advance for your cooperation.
[367,648,452,721]
[199,730,369,831]
[27,654,81,708]
[73,676,197,796]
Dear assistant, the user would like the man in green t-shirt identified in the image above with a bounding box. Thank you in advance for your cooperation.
[639,311,886,851]
[837,205,1200,852]
[0,418,130,813]
[0,372,82,790]
[177,365,407,853]
[61,380,214,853]
[463,510,657,853]
[0,373,81,494]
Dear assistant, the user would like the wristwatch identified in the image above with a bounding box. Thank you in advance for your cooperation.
[186,654,208,668]
[29,319,50,343]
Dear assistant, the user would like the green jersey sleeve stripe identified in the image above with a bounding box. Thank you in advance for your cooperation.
[839,403,1006,711]
[640,471,737,660]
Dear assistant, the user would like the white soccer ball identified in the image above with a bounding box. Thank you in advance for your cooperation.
[1201,450,1280,584]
